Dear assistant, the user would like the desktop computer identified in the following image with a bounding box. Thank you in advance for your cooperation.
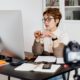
[0,10,25,60]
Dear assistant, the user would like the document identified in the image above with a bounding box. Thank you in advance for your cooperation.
[56,58,64,64]
[15,63,61,73]
[34,56,56,63]
[15,63,37,71]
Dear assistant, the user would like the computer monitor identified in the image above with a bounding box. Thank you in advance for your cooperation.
[0,10,25,60]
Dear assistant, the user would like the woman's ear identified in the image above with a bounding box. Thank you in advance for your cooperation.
[55,19,60,27]
[55,19,59,24]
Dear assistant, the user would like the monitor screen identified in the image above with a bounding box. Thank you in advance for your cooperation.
[68,51,80,62]
[0,10,25,59]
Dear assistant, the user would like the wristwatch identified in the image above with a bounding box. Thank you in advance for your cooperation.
[52,37,58,41]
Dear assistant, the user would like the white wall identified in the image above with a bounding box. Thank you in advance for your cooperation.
[0,0,43,52]
[0,0,80,52]
[64,21,80,43]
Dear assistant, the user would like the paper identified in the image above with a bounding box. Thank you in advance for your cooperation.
[56,58,64,64]
[15,63,61,73]
[15,63,37,71]
[34,56,56,63]
[34,64,61,73]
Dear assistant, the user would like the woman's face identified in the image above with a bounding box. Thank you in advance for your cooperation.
[43,14,59,32]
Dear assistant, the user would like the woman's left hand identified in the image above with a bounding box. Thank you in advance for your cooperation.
[41,30,52,38]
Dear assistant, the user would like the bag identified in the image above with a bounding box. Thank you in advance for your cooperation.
[64,41,80,64]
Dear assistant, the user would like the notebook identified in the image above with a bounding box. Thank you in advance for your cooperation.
[15,63,61,73]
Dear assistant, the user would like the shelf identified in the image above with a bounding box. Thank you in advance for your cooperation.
[65,0,80,6]
[46,6,59,8]
[65,20,80,23]
[46,0,59,7]
[43,0,80,21]
[65,0,80,20]
[65,6,80,8]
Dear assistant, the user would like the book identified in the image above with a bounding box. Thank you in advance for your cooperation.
[65,0,69,6]
[15,63,61,73]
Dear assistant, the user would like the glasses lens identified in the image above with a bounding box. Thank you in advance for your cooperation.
[43,17,54,22]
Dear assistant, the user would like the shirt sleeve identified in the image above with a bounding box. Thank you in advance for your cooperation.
[59,32,69,45]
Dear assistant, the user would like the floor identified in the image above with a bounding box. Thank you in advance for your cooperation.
[0,74,20,80]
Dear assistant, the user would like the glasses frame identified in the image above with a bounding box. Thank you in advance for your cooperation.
[42,17,54,23]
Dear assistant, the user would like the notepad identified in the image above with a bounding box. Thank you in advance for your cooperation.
[15,63,61,73]
[34,56,56,63]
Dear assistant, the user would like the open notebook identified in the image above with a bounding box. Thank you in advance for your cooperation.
[15,63,61,73]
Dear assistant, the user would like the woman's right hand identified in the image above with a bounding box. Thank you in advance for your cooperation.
[34,31,42,39]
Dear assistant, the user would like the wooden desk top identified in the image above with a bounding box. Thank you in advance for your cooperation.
[0,63,74,80]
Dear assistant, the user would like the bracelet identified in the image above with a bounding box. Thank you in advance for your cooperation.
[52,37,58,41]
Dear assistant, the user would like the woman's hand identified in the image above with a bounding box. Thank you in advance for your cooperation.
[42,30,57,38]
[34,31,42,39]
[34,30,57,39]
[41,30,52,38]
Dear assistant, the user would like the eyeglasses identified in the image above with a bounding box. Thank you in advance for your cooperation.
[42,17,54,23]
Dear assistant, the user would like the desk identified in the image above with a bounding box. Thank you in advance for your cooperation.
[0,52,79,80]
[0,63,77,80]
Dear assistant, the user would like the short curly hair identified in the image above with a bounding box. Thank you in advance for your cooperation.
[43,8,62,27]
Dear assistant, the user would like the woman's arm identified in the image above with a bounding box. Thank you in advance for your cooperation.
[32,39,44,56]
[52,41,65,57]
[52,31,69,57]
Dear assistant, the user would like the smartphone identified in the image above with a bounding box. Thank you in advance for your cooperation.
[42,63,51,69]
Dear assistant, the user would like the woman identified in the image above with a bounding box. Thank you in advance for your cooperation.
[32,8,69,80]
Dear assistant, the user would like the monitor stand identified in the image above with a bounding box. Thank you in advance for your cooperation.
[10,58,27,66]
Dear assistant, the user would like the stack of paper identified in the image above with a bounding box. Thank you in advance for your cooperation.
[34,56,56,63]
[15,63,61,73]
